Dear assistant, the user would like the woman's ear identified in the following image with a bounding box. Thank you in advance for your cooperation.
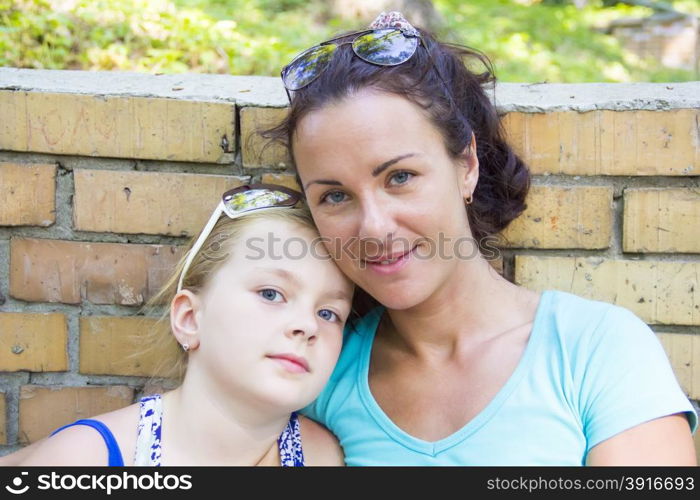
[457,132,479,202]
[170,290,202,352]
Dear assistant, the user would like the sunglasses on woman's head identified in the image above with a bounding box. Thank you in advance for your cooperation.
[177,184,302,292]
[280,27,454,104]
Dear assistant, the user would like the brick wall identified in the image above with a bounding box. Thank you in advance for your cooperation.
[0,69,698,460]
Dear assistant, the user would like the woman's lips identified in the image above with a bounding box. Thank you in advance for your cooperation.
[266,354,310,374]
[363,245,417,276]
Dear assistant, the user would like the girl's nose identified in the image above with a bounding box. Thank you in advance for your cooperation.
[286,313,318,343]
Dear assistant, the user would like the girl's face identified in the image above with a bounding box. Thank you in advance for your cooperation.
[186,218,354,413]
[292,89,479,310]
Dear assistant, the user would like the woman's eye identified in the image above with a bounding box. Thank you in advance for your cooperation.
[321,190,347,205]
[259,289,284,302]
[388,171,414,186]
[318,309,340,322]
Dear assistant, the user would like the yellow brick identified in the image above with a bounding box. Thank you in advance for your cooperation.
[624,188,700,253]
[240,107,292,168]
[10,238,184,305]
[502,109,700,176]
[501,185,613,249]
[0,91,235,163]
[73,170,247,236]
[18,385,133,443]
[0,313,68,372]
[515,256,700,325]
[261,173,301,192]
[656,333,700,400]
[0,162,56,226]
[0,394,5,445]
[79,316,180,377]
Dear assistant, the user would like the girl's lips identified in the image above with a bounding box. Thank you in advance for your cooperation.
[266,354,310,374]
[363,245,417,276]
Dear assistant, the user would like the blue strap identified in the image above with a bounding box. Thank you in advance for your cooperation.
[277,412,305,466]
[50,419,125,466]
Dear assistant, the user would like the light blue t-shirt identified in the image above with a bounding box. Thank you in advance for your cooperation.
[302,289,698,465]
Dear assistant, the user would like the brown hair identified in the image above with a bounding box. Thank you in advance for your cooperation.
[136,205,318,383]
[261,23,530,318]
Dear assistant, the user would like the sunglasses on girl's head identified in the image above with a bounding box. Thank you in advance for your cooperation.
[177,184,302,292]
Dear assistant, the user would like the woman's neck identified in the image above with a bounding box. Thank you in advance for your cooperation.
[381,255,539,362]
[159,374,290,466]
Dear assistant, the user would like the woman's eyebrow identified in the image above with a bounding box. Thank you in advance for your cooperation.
[303,153,418,190]
[371,153,417,177]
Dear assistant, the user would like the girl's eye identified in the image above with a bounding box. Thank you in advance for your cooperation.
[318,309,340,322]
[321,190,347,205]
[259,289,284,302]
[388,171,414,186]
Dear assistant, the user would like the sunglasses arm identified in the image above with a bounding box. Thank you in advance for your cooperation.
[176,201,225,292]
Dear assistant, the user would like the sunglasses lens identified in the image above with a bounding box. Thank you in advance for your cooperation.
[353,29,418,65]
[223,189,296,216]
[282,44,337,90]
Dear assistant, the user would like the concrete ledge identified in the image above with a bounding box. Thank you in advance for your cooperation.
[1,68,699,112]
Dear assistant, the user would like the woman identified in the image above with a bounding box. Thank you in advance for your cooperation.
[263,11,698,465]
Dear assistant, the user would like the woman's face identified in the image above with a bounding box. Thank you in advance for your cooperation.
[292,89,479,310]
[184,218,354,413]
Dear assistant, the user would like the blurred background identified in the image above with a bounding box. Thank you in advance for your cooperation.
[1,0,699,82]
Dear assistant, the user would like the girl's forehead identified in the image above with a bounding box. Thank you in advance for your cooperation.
[224,220,327,264]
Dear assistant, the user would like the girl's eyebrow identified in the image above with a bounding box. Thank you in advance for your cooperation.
[254,267,302,288]
[255,267,350,302]
[303,153,419,190]
[325,289,352,302]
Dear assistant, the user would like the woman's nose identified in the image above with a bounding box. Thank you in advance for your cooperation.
[358,197,397,244]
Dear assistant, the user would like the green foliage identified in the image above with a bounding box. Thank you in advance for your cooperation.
[0,0,697,81]
[432,0,699,82]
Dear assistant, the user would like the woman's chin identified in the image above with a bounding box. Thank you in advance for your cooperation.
[370,288,427,311]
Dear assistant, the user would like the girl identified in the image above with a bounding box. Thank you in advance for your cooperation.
[264,12,698,465]
[13,184,353,466]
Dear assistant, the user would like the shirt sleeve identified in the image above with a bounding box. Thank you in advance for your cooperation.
[575,304,698,452]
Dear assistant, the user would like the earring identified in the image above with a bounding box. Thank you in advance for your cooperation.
[181,343,190,352]
[465,194,473,205]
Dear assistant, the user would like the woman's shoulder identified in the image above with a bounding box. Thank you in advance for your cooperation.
[297,414,344,466]
[541,289,663,362]
[17,402,141,466]
[544,289,648,336]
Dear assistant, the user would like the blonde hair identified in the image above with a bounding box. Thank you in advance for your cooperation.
[136,204,317,384]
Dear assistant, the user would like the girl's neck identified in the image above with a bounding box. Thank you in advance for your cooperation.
[158,374,291,466]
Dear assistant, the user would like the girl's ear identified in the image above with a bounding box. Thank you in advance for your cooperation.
[170,290,202,352]
[457,132,479,202]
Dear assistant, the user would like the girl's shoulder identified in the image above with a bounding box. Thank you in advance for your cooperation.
[18,402,141,466]
[297,414,344,466]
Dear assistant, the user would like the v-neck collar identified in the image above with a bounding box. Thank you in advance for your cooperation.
[356,290,552,456]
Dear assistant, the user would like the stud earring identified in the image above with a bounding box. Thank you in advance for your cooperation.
[465,195,473,205]
[181,343,190,352]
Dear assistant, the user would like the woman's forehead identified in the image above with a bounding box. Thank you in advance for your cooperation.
[297,90,435,142]
[294,94,442,171]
